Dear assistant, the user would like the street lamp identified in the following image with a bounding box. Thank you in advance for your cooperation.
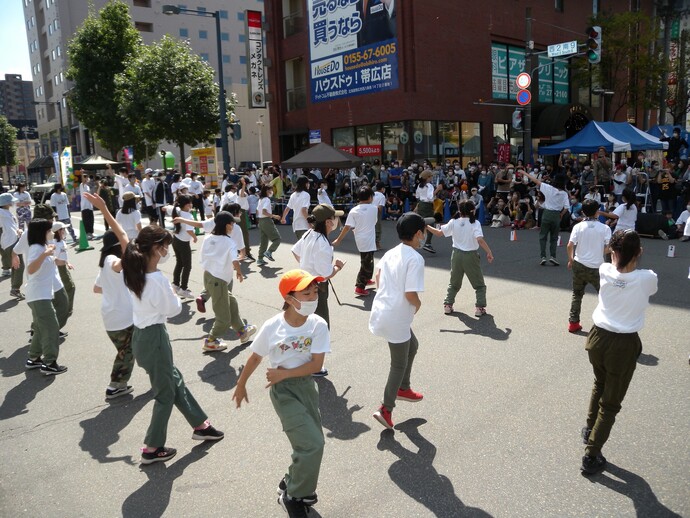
[33,100,66,150]
[162,4,231,182]
[256,114,264,170]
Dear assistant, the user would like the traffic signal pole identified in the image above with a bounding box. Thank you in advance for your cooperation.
[525,7,533,166]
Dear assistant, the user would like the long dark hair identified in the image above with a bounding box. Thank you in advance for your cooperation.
[28,219,52,246]
[121,197,137,215]
[98,242,122,268]
[211,211,234,236]
[609,229,641,271]
[122,225,172,299]
[295,176,309,192]
[259,184,272,199]
[622,188,635,209]
[306,214,329,239]
[172,194,192,234]
[455,200,476,223]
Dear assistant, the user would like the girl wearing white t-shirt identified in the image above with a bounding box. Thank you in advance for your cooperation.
[85,192,136,399]
[49,185,78,242]
[13,183,32,229]
[414,171,441,253]
[579,230,657,476]
[600,188,637,232]
[233,270,330,517]
[427,200,494,317]
[115,192,142,240]
[25,219,67,375]
[52,222,75,320]
[122,225,224,465]
[281,176,311,240]
[257,184,281,266]
[170,194,197,298]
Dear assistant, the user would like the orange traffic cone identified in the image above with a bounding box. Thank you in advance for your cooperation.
[510,230,518,241]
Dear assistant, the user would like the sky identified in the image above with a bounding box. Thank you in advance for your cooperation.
[0,1,33,79]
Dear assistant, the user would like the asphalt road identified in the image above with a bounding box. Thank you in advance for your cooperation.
[0,214,688,518]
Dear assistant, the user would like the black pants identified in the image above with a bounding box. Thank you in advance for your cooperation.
[81,209,94,234]
[172,237,192,290]
[193,196,205,220]
[356,251,374,289]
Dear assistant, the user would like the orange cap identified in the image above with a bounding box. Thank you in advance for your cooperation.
[279,269,325,299]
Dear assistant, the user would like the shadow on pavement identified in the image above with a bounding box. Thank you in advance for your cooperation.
[79,391,153,464]
[439,313,512,341]
[377,418,492,517]
[0,298,20,313]
[0,344,31,378]
[637,352,659,367]
[197,343,249,392]
[592,462,682,517]
[168,302,194,325]
[0,371,55,419]
[256,264,282,279]
[121,441,217,518]
[315,378,370,440]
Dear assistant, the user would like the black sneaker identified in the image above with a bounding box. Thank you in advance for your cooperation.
[40,362,68,376]
[10,289,25,299]
[581,426,592,445]
[549,257,560,266]
[25,357,43,370]
[277,478,318,506]
[422,244,436,253]
[278,492,310,517]
[311,368,329,378]
[106,386,133,400]
[59,331,68,338]
[191,425,224,441]
[540,257,547,266]
[580,454,607,475]
[141,446,177,465]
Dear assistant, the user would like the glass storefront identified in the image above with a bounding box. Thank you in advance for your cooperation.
[461,122,481,167]
[356,124,382,159]
[333,127,355,155]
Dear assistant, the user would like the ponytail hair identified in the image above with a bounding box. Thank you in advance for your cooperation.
[122,226,172,299]
[211,211,235,236]
[306,214,329,238]
[458,200,476,223]
[622,188,635,209]
[173,194,192,234]
[609,229,641,271]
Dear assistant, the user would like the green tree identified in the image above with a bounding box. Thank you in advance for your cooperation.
[117,36,232,170]
[573,11,664,122]
[66,0,142,159]
[0,116,18,178]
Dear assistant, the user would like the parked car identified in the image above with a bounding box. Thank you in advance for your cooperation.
[31,174,59,204]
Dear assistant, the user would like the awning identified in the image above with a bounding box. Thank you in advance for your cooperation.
[539,121,668,155]
[27,156,54,169]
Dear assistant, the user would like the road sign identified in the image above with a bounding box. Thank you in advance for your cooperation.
[516,72,531,89]
[547,40,578,58]
[516,89,531,106]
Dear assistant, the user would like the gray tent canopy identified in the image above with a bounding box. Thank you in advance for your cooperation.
[280,142,363,169]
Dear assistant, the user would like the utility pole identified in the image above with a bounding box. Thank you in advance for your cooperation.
[659,0,676,126]
[524,7,533,165]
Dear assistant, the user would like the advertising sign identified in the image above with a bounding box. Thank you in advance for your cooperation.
[246,10,266,108]
[308,0,399,103]
[491,43,508,99]
[60,147,72,186]
[309,129,322,144]
[191,147,218,186]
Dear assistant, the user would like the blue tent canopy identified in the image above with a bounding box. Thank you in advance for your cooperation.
[539,121,668,156]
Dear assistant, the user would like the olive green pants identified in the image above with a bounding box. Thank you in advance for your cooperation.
[383,331,419,411]
[53,288,69,329]
[444,249,487,308]
[28,299,60,364]
[132,323,207,447]
[106,326,135,388]
[239,209,251,256]
[539,209,561,259]
[569,260,600,323]
[584,325,641,457]
[416,201,434,245]
[1,240,24,290]
[204,271,244,340]
[258,217,281,258]
[270,376,324,499]
[58,264,75,318]
[316,282,329,328]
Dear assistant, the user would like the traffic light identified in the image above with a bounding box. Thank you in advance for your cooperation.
[230,123,242,141]
[586,26,602,64]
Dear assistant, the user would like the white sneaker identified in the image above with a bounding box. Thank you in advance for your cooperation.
[1,269,11,276]
[172,284,182,296]
[180,289,194,299]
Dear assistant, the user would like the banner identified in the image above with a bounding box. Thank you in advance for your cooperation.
[246,10,266,108]
[191,147,218,186]
[51,152,61,184]
[60,147,73,187]
[308,0,399,103]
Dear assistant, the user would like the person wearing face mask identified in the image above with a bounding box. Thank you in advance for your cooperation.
[257,184,282,267]
[122,225,225,465]
[476,166,494,202]
[232,270,330,517]
[369,212,427,430]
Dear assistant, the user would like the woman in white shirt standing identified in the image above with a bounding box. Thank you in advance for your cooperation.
[257,184,282,267]
[281,176,312,241]
[115,191,143,240]
[121,224,224,464]
[24,218,67,375]
[579,230,657,476]
[170,194,197,299]
[0,192,24,296]
[49,184,77,242]
[13,183,32,229]
[415,170,441,253]
[599,188,637,232]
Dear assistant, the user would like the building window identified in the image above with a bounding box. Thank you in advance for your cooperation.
[356,124,382,159]
[239,34,245,43]
[241,77,248,85]
[48,24,53,35]
[133,0,152,6]
[199,30,208,39]
[222,55,230,63]
[237,12,245,21]
[56,45,61,56]
[461,122,481,166]
[382,121,407,163]
[59,72,64,83]
[239,55,247,64]
[439,122,460,161]
[51,49,56,60]
[219,10,228,19]
[135,21,153,32]
[333,127,356,154]
[200,53,209,61]
[555,0,564,12]
[221,32,229,41]
[179,28,188,37]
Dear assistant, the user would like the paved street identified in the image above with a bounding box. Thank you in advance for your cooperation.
[0,214,688,518]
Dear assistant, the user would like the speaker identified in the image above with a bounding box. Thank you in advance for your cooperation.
[635,213,665,237]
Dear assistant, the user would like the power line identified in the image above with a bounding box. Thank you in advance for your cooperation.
[531,18,585,38]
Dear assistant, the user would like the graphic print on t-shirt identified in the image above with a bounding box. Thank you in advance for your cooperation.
[277,335,313,354]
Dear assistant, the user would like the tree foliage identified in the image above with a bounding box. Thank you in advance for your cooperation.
[666,28,690,126]
[65,0,142,158]
[0,116,19,169]
[573,11,664,121]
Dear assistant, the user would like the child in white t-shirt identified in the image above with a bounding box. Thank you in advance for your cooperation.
[333,186,379,296]
[566,199,612,333]
[52,222,76,320]
[281,176,312,239]
[373,181,387,250]
[369,212,426,430]
[247,187,259,227]
[233,270,330,516]
[317,180,332,207]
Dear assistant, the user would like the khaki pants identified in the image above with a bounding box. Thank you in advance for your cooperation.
[28,299,60,364]
[539,209,561,259]
[383,331,419,411]
[444,249,486,307]
[258,217,280,258]
[569,260,600,323]
[1,240,24,290]
[239,208,251,256]
[270,376,324,499]
[106,326,135,388]
[132,323,207,447]
[204,271,244,339]
[58,264,75,318]
[584,325,641,457]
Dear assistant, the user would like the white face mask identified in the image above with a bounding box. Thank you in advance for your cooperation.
[158,248,171,264]
[416,231,426,249]
[292,297,318,317]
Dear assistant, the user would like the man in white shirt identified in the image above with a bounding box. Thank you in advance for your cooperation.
[141,169,156,223]
[188,172,205,219]
[525,171,569,265]
[114,167,129,208]
[79,173,95,239]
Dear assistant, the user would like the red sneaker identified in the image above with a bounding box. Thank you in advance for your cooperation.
[366,280,376,286]
[354,287,370,296]
[568,321,582,333]
[373,405,394,429]
[397,388,424,402]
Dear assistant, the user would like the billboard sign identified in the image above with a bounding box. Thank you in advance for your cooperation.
[308,0,399,103]
[246,10,266,108]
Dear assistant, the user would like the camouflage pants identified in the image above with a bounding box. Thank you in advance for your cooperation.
[106,326,135,388]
